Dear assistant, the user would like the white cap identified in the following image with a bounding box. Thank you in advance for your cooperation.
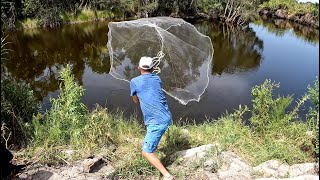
[139,56,153,70]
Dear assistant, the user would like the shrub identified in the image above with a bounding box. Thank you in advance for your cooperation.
[260,0,319,17]
[37,7,62,28]
[1,36,39,148]
[306,78,319,161]
[1,79,39,148]
[250,79,308,135]
[32,64,87,148]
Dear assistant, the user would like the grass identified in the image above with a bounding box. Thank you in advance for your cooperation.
[60,9,115,23]
[19,18,39,29]
[13,9,115,29]
[23,65,319,178]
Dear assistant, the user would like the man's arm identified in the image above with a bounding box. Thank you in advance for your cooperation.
[132,95,140,105]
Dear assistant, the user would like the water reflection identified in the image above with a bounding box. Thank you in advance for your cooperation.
[194,21,264,75]
[257,16,319,44]
[5,22,110,100]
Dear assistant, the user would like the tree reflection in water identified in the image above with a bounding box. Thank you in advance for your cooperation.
[5,22,110,101]
[194,20,264,76]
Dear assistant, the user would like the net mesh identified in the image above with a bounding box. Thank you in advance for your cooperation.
[107,17,214,105]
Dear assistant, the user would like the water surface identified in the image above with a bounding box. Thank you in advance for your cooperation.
[5,19,319,123]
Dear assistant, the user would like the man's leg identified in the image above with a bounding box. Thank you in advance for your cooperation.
[142,123,173,179]
[142,151,172,179]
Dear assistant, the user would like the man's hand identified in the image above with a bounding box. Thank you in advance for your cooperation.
[132,95,140,105]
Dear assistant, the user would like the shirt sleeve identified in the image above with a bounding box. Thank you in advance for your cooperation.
[130,80,137,96]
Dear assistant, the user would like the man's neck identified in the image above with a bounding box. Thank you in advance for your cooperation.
[141,71,151,75]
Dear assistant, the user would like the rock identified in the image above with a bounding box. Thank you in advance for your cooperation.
[255,175,319,180]
[31,170,53,179]
[205,171,220,180]
[289,163,318,177]
[275,9,288,19]
[195,13,210,20]
[259,7,272,17]
[62,149,75,156]
[82,157,104,173]
[253,160,290,178]
[217,151,252,180]
[170,144,214,160]
[204,159,216,171]
[300,13,315,26]
[107,144,117,152]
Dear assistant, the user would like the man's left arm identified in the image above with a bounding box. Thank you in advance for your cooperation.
[132,95,140,105]
[130,80,139,105]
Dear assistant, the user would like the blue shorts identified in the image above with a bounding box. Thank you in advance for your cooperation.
[142,123,169,153]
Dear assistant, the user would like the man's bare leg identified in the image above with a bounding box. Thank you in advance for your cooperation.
[142,151,173,179]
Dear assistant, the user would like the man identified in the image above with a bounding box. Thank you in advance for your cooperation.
[130,56,173,180]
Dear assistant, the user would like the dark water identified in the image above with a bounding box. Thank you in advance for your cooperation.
[4,19,319,123]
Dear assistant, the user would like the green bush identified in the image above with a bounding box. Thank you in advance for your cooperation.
[1,79,39,148]
[196,0,223,14]
[37,7,62,27]
[260,0,319,17]
[32,64,87,148]
[22,0,41,18]
[250,80,310,135]
[306,78,319,161]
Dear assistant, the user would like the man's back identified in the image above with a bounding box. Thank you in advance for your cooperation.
[130,73,171,125]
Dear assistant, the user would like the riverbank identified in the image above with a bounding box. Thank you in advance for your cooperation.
[2,65,318,179]
[259,0,319,28]
[11,144,320,179]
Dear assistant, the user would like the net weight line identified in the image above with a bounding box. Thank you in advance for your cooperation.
[152,51,165,74]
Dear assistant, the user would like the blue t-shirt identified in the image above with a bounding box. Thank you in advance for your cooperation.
[130,73,171,125]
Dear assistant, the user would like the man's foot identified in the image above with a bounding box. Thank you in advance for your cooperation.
[163,174,174,180]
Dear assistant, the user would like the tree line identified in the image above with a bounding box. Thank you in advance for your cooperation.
[1,0,269,29]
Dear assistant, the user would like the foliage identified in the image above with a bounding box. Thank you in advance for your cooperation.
[22,0,41,18]
[1,0,268,29]
[1,36,11,63]
[187,80,314,165]
[1,0,22,29]
[32,64,87,148]
[306,78,319,161]
[196,0,224,14]
[26,67,317,174]
[196,0,261,25]
[249,79,308,134]
[1,79,39,148]
[260,0,319,18]
[1,35,39,148]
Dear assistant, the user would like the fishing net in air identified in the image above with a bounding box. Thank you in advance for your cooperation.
[107,17,214,105]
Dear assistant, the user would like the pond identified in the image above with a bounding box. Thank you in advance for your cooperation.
[4,18,319,123]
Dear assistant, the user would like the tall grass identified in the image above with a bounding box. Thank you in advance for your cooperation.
[187,79,315,165]
[306,78,319,161]
[1,36,39,148]
[30,65,145,165]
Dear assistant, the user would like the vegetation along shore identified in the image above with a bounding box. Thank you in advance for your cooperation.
[1,62,319,178]
[1,0,319,30]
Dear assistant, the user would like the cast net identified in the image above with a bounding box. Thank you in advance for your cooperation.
[107,17,213,105]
